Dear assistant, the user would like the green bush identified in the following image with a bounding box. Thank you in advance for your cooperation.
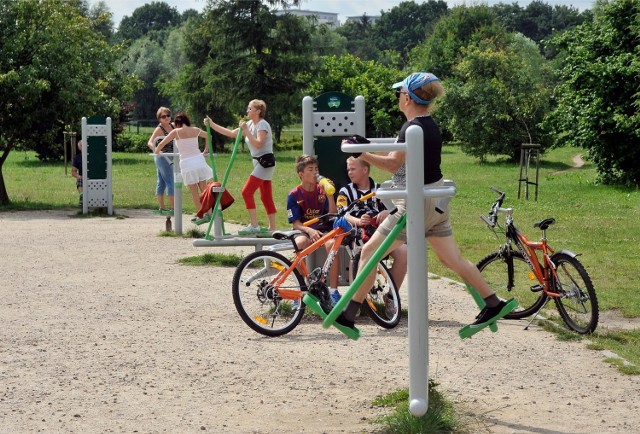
[275,136,302,151]
[115,132,149,153]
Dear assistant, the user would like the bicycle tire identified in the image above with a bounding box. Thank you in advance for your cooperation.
[232,251,307,337]
[352,257,401,329]
[551,253,598,334]
[477,251,547,319]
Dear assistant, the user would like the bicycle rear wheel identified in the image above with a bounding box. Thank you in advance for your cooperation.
[477,251,546,319]
[352,256,401,328]
[232,251,306,337]
[551,253,598,334]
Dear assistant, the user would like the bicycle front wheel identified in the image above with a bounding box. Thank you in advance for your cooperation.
[551,253,598,334]
[359,260,401,329]
[232,251,306,337]
[477,251,546,319]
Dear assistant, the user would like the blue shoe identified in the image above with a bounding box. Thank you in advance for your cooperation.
[330,289,341,306]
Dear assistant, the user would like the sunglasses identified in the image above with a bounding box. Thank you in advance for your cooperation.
[395,88,408,99]
[160,114,171,119]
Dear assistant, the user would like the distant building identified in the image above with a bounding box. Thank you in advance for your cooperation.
[275,9,339,27]
[345,15,380,25]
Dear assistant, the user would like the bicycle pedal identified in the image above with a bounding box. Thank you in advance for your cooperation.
[530,284,544,292]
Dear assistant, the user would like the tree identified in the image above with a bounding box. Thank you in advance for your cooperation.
[303,54,404,138]
[336,15,379,60]
[0,0,139,205]
[409,4,504,78]
[116,1,181,42]
[373,0,449,63]
[543,0,640,186]
[120,30,175,119]
[160,0,311,144]
[440,32,552,162]
[88,0,115,41]
[491,1,589,54]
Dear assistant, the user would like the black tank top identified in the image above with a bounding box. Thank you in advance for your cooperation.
[159,123,174,153]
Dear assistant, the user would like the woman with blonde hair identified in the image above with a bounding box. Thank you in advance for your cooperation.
[205,99,277,233]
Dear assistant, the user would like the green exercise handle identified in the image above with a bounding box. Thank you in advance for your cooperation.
[204,128,243,239]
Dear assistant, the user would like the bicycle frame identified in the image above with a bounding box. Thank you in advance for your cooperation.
[499,209,564,300]
[263,191,378,302]
[270,226,350,302]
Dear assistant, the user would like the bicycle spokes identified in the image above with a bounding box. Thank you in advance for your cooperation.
[555,263,590,313]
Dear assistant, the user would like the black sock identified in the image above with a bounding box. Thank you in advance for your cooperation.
[343,300,362,322]
[483,294,500,308]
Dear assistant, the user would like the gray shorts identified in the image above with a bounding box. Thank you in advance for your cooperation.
[377,180,452,242]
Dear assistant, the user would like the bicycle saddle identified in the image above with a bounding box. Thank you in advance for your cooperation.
[272,230,302,241]
[534,218,556,230]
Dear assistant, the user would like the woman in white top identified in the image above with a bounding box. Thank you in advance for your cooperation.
[205,99,277,232]
[155,112,212,211]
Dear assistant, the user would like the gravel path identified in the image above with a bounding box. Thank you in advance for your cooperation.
[1,209,638,433]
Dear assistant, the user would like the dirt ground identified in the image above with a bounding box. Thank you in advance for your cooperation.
[1,209,638,433]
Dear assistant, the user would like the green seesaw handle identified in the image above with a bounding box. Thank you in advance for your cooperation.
[323,213,407,329]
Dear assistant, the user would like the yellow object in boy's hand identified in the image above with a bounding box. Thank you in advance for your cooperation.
[318,175,335,195]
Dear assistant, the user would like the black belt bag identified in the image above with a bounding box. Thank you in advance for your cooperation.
[254,153,275,168]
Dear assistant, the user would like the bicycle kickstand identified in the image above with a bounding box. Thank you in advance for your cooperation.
[524,297,552,330]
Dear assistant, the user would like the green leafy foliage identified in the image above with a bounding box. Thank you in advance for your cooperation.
[160,0,313,144]
[372,0,449,63]
[410,4,504,78]
[303,54,404,137]
[440,32,553,161]
[115,1,181,42]
[0,0,140,204]
[543,0,640,186]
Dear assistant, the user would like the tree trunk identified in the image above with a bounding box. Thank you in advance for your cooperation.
[0,144,15,206]
[0,164,10,206]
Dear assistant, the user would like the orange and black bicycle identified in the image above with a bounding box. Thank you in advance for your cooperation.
[475,187,598,334]
[231,192,401,337]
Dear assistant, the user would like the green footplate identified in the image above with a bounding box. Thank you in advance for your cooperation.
[465,284,498,333]
[303,294,360,340]
[459,298,518,340]
[192,216,211,225]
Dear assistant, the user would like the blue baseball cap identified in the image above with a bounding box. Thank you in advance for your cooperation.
[392,72,440,105]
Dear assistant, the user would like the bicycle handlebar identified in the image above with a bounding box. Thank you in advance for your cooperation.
[481,187,508,227]
[303,191,376,228]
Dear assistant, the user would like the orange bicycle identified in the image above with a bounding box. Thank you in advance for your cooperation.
[231,192,401,337]
[476,187,598,334]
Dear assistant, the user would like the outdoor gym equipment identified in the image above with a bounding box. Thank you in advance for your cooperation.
[333,125,457,417]
[81,116,113,215]
[192,127,281,251]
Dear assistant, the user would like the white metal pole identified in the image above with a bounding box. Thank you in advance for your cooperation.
[173,155,182,235]
[405,125,429,417]
[302,96,314,156]
[342,128,456,417]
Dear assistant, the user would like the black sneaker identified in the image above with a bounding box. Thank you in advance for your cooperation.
[470,299,513,327]
[335,313,356,330]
